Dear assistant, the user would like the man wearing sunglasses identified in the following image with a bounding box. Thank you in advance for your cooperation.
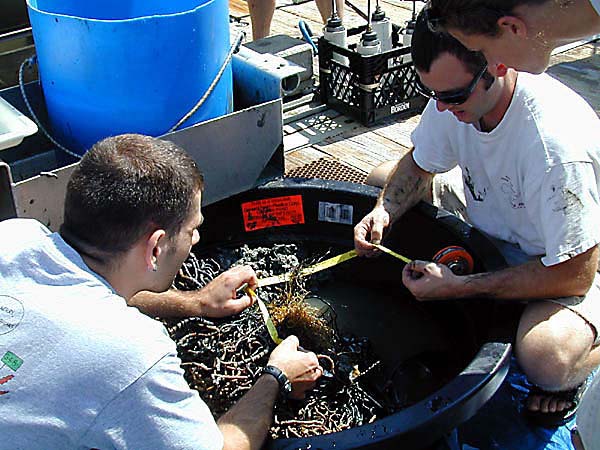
[423,0,600,74]
[415,61,492,106]
[355,9,600,428]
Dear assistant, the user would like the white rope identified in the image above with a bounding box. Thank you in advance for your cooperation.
[19,56,82,159]
[168,31,245,132]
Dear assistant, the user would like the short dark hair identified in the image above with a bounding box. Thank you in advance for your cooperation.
[411,8,488,75]
[61,134,203,263]
[426,0,549,36]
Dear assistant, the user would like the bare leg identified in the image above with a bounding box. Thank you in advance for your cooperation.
[315,0,344,23]
[516,301,600,413]
[248,0,276,40]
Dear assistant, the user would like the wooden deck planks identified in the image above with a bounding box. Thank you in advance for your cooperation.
[547,42,600,115]
[229,0,424,37]
[313,127,411,172]
[229,0,250,17]
[283,112,361,152]
[283,108,343,135]
[285,146,336,172]
[269,11,319,38]
[262,0,425,177]
[369,114,421,150]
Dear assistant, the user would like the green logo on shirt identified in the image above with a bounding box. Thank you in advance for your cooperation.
[1,351,23,371]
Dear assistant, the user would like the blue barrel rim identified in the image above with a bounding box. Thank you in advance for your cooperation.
[26,0,220,23]
[26,0,233,154]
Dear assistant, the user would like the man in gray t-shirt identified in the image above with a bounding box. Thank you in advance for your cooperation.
[0,134,323,449]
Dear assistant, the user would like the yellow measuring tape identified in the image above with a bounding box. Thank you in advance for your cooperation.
[372,243,412,264]
[247,287,283,345]
[258,244,411,287]
[251,244,411,344]
[258,249,359,287]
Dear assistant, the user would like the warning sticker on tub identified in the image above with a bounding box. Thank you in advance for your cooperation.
[242,195,305,231]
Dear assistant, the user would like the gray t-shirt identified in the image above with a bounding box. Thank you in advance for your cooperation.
[0,218,223,450]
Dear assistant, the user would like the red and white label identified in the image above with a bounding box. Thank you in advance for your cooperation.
[241,195,305,232]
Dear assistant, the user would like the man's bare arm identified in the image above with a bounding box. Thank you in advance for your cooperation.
[404,245,599,301]
[355,151,435,255]
[377,150,435,222]
[217,375,278,450]
[217,336,321,450]
[128,265,258,318]
[459,245,599,299]
[128,289,205,318]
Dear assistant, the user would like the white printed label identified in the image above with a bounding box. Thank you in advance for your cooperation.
[318,202,353,225]
[387,56,404,69]
[391,102,410,114]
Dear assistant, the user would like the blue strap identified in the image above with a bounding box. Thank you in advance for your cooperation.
[298,20,318,55]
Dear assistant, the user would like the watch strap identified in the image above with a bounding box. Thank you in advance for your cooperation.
[262,365,292,397]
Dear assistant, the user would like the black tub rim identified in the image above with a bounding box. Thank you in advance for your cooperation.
[199,177,507,275]
[269,342,511,450]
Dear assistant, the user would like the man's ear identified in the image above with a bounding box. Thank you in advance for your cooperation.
[497,15,528,38]
[492,63,508,77]
[145,229,166,272]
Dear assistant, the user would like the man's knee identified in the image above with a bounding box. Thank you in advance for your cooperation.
[366,160,436,204]
[516,302,595,388]
[366,160,397,188]
[517,333,575,388]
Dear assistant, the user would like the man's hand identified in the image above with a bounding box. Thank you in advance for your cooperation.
[267,335,322,400]
[129,265,259,319]
[402,260,463,300]
[199,265,258,318]
[354,205,391,257]
[217,335,322,450]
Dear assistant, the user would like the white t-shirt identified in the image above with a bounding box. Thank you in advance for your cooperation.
[411,72,600,266]
[590,0,600,15]
[0,218,223,450]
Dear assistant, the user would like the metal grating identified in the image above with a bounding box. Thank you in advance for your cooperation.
[286,158,367,184]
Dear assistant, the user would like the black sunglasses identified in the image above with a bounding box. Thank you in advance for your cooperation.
[423,4,511,33]
[415,63,489,105]
[423,7,445,33]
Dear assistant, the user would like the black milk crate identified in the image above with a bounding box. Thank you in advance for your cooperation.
[318,25,427,126]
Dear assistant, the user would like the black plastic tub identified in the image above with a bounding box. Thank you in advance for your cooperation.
[195,178,511,450]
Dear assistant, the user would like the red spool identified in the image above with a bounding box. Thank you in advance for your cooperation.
[432,246,474,275]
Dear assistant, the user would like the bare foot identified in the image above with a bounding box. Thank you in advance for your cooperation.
[526,392,572,414]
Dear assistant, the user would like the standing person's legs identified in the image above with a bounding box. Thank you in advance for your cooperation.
[248,0,343,40]
[315,0,344,23]
[248,0,276,40]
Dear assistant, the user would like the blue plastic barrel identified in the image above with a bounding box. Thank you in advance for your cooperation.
[27,0,233,154]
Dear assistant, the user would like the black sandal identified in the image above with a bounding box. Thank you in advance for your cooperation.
[524,377,590,428]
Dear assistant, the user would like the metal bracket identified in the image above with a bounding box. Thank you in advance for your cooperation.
[0,162,17,220]
[161,99,284,206]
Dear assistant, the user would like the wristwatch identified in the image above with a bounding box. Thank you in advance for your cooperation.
[262,365,292,398]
